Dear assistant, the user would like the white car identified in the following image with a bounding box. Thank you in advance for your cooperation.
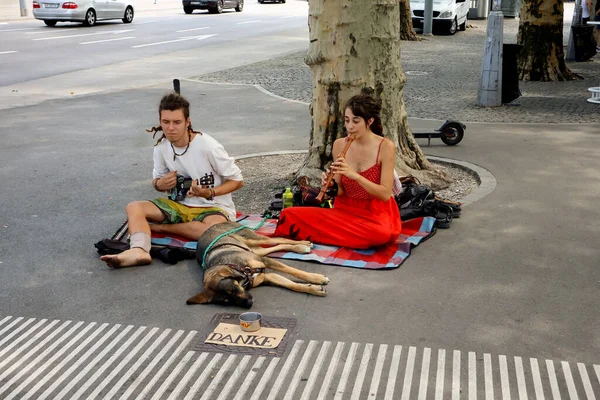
[410,0,469,35]
[33,0,135,26]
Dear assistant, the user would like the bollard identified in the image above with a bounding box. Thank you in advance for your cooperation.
[477,10,504,106]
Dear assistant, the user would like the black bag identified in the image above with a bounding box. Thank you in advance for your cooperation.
[396,181,436,221]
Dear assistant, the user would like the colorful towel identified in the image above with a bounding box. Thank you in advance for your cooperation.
[150,214,436,270]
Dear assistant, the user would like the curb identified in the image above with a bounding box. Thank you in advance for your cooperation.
[233,151,497,207]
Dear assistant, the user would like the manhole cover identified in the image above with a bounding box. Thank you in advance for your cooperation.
[405,71,430,76]
[193,313,297,357]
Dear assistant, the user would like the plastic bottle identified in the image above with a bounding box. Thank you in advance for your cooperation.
[282,188,294,209]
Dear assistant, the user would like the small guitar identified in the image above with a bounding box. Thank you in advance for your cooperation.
[169,172,215,201]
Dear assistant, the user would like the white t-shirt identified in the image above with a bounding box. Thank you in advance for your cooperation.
[152,133,243,220]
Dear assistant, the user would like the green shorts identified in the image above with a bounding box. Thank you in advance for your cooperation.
[150,198,229,224]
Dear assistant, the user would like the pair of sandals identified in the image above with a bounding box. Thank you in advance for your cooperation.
[432,201,462,229]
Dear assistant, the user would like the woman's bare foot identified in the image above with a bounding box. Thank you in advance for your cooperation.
[100,248,152,268]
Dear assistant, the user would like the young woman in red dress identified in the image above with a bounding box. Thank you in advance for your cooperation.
[274,92,402,249]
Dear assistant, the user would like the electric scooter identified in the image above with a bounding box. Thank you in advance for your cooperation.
[412,120,466,146]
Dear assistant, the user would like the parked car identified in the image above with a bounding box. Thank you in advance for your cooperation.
[258,0,286,3]
[32,0,134,26]
[410,0,468,35]
[182,0,243,14]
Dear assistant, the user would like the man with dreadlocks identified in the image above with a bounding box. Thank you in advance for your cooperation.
[101,93,244,268]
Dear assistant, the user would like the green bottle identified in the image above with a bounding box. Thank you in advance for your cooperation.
[282,188,294,209]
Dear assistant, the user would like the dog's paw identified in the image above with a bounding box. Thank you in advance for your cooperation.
[309,284,327,297]
[313,274,329,285]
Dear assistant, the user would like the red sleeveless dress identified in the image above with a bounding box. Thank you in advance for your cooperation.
[274,141,402,249]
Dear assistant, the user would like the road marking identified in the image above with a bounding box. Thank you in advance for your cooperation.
[369,344,387,400]
[385,345,402,400]
[318,342,344,400]
[281,15,299,18]
[0,22,8,24]
[301,341,330,400]
[26,28,79,34]
[33,29,134,40]
[285,339,317,399]
[176,26,210,32]
[131,33,216,48]
[234,356,265,399]
[452,350,461,400]
[401,346,417,400]
[435,349,446,400]
[0,51,17,55]
[136,20,157,24]
[418,347,431,400]
[334,342,358,400]
[237,20,261,24]
[80,36,135,45]
[0,27,37,32]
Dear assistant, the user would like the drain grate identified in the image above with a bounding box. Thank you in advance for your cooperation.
[193,313,297,357]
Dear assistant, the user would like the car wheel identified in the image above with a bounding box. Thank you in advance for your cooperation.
[183,5,193,13]
[448,17,457,35]
[209,0,223,13]
[258,0,264,3]
[44,20,57,26]
[122,6,133,23]
[83,8,96,26]
[235,0,243,11]
[280,0,286,2]
[459,16,466,31]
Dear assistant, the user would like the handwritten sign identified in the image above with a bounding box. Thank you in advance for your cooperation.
[204,323,287,349]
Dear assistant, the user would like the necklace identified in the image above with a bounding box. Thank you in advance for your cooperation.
[171,133,191,161]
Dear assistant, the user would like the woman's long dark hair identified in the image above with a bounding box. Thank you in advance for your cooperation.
[147,92,201,145]
[344,88,384,137]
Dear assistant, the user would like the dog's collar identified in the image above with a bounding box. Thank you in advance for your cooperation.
[225,264,265,290]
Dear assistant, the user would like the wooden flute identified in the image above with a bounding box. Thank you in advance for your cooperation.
[316,135,356,202]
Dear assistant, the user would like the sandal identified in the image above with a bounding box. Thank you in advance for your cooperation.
[433,203,453,228]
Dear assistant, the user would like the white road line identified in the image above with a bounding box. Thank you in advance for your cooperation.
[452,350,461,400]
[515,356,528,400]
[267,340,304,400]
[435,349,446,400]
[499,355,512,400]
[183,353,223,400]
[0,321,82,398]
[135,330,197,400]
[369,344,388,400]
[0,27,37,32]
[200,354,237,400]
[0,315,12,327]
[80,36,135,45]
[385,345,403,400]
[418,347,431,400]
[0,319,46,360]
[577,363,596,400]
[0,51,17,55]
[18,322,109,400]
[301,341,331,400]
[334,342,359,400]
[152,351,194,400]
[237,20,261,24]
[318,342,345,400]
[0,316,23,336]
[132,33,216,48]
[235,356,265,399]
[251,356,279,400]
[351,343,373,400]
[281,15,297,18]
[168,352,208,400]
[0,319,59,370]
[561,361,579,400]
[33,29,134,40]
[0,22,7,24]
[0,318,34,348]
[530,358,546,400]
[119,329,186,400]
[103,328,170,400]
[176,26,210,32]
[135,20,156,24]
[216,354,251,400]
[26,29,79,34]
[39,324,123,400]
[285,340,318,400]
[71,326,147,400]
[595,365,600,387]
[484,354,494,400]
[401,346,417,400]
[546,360,562,400]
[469,352,477,400]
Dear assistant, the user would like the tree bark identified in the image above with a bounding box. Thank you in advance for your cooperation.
[300,0,448,189]
[517,0,580,81]
[400,0,420,41]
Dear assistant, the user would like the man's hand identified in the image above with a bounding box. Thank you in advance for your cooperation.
[155,171,178,191]
[187,180,212,199]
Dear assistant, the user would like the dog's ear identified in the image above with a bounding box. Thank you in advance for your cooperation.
[186,290,213,305]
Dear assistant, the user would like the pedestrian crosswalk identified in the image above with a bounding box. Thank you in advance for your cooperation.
[0,315,598,399]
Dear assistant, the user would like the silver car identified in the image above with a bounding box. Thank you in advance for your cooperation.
[32,0,135,26]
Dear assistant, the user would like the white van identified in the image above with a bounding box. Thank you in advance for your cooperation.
[410,0,469,35]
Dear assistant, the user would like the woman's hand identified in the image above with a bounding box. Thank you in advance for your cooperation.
[187,179,212,199]
[331,157,359,181]
[321,169,334,187]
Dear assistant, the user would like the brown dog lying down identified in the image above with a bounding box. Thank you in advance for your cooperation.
[187,221,330,308]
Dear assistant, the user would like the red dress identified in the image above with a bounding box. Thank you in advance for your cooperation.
[274,144,402,249]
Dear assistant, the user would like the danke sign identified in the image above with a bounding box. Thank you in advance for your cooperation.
[204,323,287,349]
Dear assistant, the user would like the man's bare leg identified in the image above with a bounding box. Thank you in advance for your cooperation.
[150,214,227,241]
[100,201,165,268]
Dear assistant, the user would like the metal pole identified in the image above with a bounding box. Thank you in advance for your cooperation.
[19,0,28,16]
[423,0,434,35]
[566,0,582,61]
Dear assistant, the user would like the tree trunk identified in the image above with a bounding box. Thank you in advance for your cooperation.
[517,0,580,81]
[400,0,420,41]
[300,0,448,190]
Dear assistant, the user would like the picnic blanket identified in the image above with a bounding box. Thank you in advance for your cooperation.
[150,214,437,270]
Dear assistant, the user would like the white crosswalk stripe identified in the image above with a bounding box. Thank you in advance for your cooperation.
[0,315,598,399]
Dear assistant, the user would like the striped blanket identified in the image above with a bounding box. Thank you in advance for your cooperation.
[150,214,436,270]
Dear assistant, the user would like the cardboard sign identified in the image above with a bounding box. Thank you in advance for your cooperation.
[204,323,287,349]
